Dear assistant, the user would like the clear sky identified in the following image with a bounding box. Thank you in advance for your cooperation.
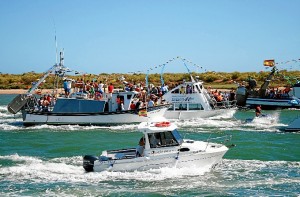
[0,0,299,74]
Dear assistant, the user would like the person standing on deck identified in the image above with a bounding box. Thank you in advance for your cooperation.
[108,83,114,99]
[63,79,72,98]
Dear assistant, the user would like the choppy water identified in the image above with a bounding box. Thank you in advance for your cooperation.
[1,94,299,196]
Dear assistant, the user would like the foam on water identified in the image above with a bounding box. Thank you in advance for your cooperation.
[1,154,299,195]
[0,104,289,133]
[0,154,209,184]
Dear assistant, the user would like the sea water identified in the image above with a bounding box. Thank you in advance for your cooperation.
[0,94,299,196]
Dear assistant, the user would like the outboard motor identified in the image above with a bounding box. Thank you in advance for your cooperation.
[83,155,98,172]
[236,86,247,106]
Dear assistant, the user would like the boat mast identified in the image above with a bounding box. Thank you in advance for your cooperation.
[258,66,277,97]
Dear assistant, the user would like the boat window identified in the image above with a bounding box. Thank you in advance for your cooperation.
[189,104,204,110]
[171,129,183,145]
[174,103,187,110]
[132,94,139,99]
[171,88,180,94]
[148,133,162,148]
[127,95,132,100]
[195,85,201,93]
[148,131,179,148]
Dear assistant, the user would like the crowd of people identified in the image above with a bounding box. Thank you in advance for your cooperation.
[209,89,236,103]
[36,94,56,112]
[265,86,292,99]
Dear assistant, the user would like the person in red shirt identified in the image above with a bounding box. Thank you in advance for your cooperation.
[108,83,114,93]
[108,83,114,99]
[130,101,136,110]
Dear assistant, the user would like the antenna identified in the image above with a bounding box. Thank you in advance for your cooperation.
[52,19,58,64]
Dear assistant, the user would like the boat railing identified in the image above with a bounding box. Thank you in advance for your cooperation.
[24,94,56,113]
[214,100,237,109]
[204,134,233,151]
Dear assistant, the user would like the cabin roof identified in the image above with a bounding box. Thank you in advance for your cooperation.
[138,122,177,133]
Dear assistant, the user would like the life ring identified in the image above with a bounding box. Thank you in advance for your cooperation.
[155,121,171,127]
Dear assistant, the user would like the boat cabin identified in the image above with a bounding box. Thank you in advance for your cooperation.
[101,122,183,160]
[139,122,183,150]
[163,80,214,111]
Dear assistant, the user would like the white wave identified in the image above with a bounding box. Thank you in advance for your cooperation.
[174,118,239,130]
[0,105,7,112]
[2,155,299,183]
[1,155,299,196]
[208,108,237,119]
[0,154,212,184]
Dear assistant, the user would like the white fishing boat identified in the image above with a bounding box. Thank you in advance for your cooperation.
[236,64,300,110]
[83,121,231,172]
[162,75,236,120]
[7,52,168,126]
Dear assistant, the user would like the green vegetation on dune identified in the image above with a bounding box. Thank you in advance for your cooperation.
[0,70,299,90]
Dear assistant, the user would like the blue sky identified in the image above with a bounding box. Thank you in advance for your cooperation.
[0,0,299,74]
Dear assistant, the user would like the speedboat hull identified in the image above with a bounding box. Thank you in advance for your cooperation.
[84,140,228,172]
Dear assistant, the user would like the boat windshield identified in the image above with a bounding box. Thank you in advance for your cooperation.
[148,130,182,148]
[171,129,183,145]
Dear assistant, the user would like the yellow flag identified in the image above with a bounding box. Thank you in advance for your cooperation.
[263,59,275,67]
[138,109,147,117]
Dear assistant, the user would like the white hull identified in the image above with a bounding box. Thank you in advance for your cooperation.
[246,97,300,109]
[22,108,167,125]
[90,140,228,172]
[163,109,230,120]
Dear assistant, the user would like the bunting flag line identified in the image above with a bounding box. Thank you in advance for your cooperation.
[128,56,300,80]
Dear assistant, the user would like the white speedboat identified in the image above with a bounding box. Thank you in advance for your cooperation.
[83,121,231,172]
[162,75,236,120]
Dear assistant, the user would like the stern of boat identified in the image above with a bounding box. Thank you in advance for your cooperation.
[83,155,98,172]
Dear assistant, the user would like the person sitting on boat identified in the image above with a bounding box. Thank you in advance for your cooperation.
[136,137,145,157]
[180,86,185,94]
[116,95,121,111]
[148,98,154,107]
[255,105,262,117]
[130,101,136,110]
[120,101,125,111]
[135,99,142,113]
[149,133,161,148]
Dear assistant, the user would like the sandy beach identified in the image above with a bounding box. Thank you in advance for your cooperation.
[0,89,64,95]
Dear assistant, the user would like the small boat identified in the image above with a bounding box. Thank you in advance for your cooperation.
[162,75,237,120]
[7,52,168,126]
[83,121,231,172]
[236,64,300,110]
[285,116,300,132]
[244,114,275,123]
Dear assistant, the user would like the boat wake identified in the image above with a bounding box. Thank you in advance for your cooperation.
[0,105,288,133]
[0,154,299,196]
